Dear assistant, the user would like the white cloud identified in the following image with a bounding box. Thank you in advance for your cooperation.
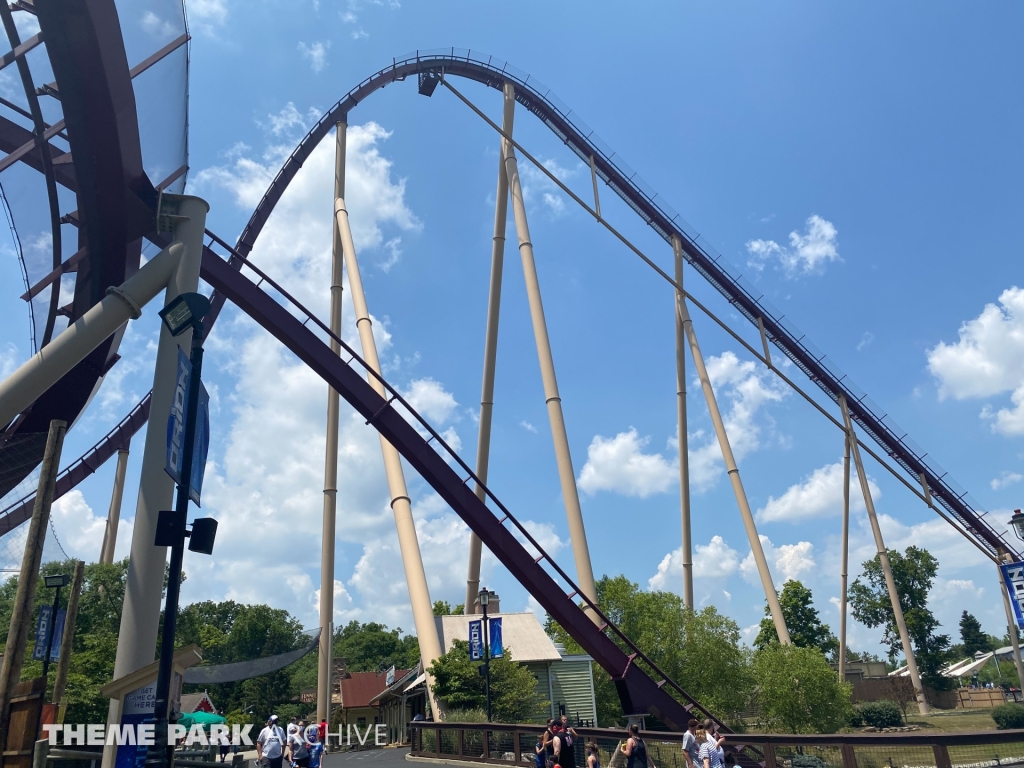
[856,332,875,352]
[756,461,881,523]
[298,41,330,73]
[927,287,1024,435]
[648,535,741,591]
[46,490,133,563]
[518,158,580,217]
[992,472,1023,491]
[312,579,359,625]
[740,535,816,586]
[747,215,840,276]
[519,420,537,434]
[184,0,227,35]
[351,29,369,40]
[577,428,675,498]
[140,11,176,39]
[688,351,789,491]
[402,378,458,424]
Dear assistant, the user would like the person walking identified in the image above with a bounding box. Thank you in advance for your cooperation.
[696,725,725,768]
[586,743,601,768]
[681,719,700,768]
[257,715,287,768]
[620,724,648,768]
[306,725,324,768]
[290,723,310,768]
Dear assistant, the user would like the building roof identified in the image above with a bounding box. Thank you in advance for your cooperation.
[340,670,410,710]
[180,692,215,714]
[434,613,562,663]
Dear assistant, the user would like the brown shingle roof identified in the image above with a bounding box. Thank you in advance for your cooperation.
[340,670,409,710]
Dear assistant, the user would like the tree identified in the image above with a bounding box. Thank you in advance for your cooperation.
[753,644,853,733]
[960,611,991,657]
[427,640,543,723]
[754,581,838,657]
[546,575,753,726]
[848,546,952,689]
[433,601,465,616]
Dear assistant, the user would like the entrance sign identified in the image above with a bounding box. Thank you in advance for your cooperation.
[1001,562,1024,629]
[165,347,211,505]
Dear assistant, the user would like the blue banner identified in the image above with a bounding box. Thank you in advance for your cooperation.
[1001,562,1024,630]
[489,617,503,659]
[31,606,64,662]
[165,347,211,506]
[468,620,484,661]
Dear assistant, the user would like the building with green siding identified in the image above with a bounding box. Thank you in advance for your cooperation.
[434,612,597,725]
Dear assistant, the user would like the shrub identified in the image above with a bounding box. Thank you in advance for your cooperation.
[858,700,903,728]
[847,708,865,728]
[444,708,488,723]
[791,757,828,768]
[992,704,1024,730]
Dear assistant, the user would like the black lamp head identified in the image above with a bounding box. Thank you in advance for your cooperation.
[160,292,212,337]
[44,574,70,589]
[188,517,218,555]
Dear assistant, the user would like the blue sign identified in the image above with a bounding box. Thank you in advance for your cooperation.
[1001,562,1024,629]
[489,618,503,659]
[116,681,156,768]
[31,606,64,662]
[468,620,484,661]
[165,348,211,506]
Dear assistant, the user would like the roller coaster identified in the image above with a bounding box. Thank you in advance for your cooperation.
[0,0,1019,735]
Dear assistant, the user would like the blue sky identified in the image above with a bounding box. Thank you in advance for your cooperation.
[2,1,1024,662]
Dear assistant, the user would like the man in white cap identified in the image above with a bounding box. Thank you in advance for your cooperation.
[257,715,287,768]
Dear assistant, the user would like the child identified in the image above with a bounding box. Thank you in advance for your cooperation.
[586,743,601,768]
[305,725,324,768]
[535,734,547,768]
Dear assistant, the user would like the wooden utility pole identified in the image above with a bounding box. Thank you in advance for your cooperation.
[51,560,85,722]
[0,420,67,752]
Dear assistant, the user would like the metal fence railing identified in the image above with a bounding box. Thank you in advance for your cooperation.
[410,723,1024,768]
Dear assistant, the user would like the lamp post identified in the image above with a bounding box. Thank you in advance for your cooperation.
[478,588,493,722]
[37,573,69,738]
[1009,510,1024,542]
[148,292,218,768]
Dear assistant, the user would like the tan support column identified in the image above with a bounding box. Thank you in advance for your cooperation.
[318,120,346,725]
[99,447,129,564]
[839,395,929,714]
[334,197,445,717]
[105,194,209,768]
[504,132,598,620]
[466,84,515,615]
[838,434,851,680]
[0,419,66,753]
[997,550,1024,692]
[52,559,85,722]
[676,300,791,643]
[671,236,693,610]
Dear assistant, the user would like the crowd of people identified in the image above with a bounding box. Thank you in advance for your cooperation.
[254,715,326,768]
[535,715,732,768]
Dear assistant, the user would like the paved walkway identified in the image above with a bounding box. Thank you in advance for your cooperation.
[324,748,411,768]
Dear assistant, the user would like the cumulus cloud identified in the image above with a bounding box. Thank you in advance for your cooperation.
[740,535,816,586]
[298,41,330,73]
[517,157,580,217]
[756,461,881,523]
[688,351,789,491]
[747,215,840,276]
[185,0,227,35]
[577,428,675,498]
[927,287,1024,435]
[992,472,1023,491]
[46,490,133,563]
[648,535,741,591]
[141,11,176,39]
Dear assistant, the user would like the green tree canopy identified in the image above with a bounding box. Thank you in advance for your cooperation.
[753,644,853,733]
[848,546,951,688]
[433,601,465,616]
[427,640,542,723]
[546,575,752,726]
[960,611,991,657]
[754,580,838,657]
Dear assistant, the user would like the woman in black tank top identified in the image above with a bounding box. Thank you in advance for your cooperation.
[621,725,647,768]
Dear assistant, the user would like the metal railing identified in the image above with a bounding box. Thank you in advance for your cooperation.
[410,722,1024,768]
